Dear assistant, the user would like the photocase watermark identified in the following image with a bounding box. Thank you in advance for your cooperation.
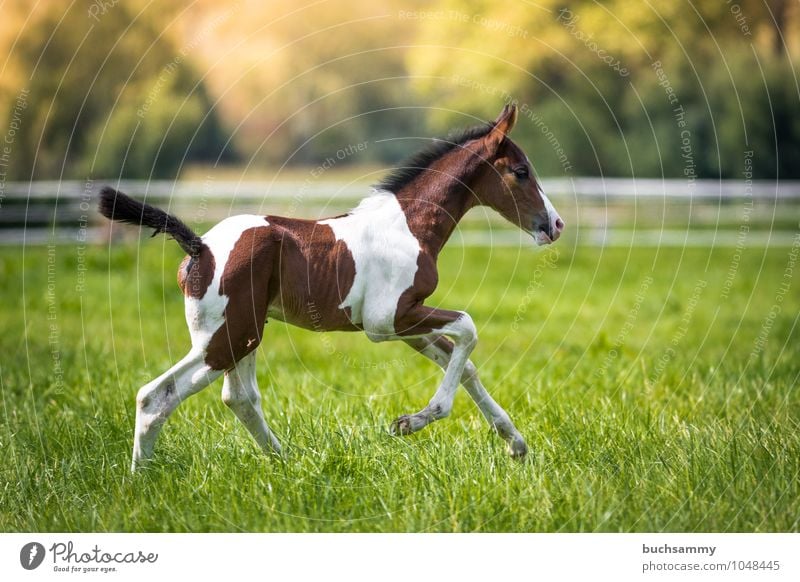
[306,300,408,371]
[75,177,95,294]
[190,174,214,227]
[398,10,528,39]
[138,3,241,118]
[511,246,560,331]
[287,141,369,217]
[20,540,159,575]
[556,8,629,77]
[20,542,46,570]
[451,76,574,173]
[0,87,30,209]
[725,0,752,36]
[311,141,368,179]
[720,150,754,300]
[749,232,800,362]
[518,102,573,174]
[87,0,121,21]
[649,278,707,383]
[594,275,654,379]
[47,244,65,394]
[652,60,696,192]
[451,75,515,105]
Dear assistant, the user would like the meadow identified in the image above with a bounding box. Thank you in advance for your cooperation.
[1,238,798,532]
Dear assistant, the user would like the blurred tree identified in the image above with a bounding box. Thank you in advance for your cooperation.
[175,0,427,168]
[85,74,230,179]
[1,0,230,179]
[1,0,797,179]
[406,0,800,178]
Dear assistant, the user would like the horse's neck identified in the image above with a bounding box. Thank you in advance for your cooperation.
[383,144,486,257]
[395,175,477,257]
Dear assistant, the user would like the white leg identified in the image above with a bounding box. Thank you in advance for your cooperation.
[221,351,282,454]
[405,336,528,458]
[132,349,222,471]
[390,312,478,435]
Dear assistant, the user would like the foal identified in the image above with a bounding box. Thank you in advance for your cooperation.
[99,104,564,471]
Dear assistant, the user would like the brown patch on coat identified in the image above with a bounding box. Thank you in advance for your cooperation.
[393,251,440,335]
[393,249,463,338]
[265,216,360,332]
[393,302,463,337]
[387,139,485,335]
[393,141,482,257]
[203,218,363,370]
[177,244,215,299]
[204,226,276,370]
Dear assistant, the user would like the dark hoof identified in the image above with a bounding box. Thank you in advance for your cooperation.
[389,415,413,436]
[508,438,528,461]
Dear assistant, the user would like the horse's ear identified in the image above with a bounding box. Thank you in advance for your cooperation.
[486,104,518,150]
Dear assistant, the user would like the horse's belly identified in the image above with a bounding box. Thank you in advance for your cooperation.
[266,296,361,332]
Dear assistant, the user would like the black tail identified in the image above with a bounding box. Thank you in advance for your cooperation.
[98,186,202,257]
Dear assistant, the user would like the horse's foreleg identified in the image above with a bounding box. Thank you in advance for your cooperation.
[221,350,282,455]
[388,306,477,437]
[403,336,527,458]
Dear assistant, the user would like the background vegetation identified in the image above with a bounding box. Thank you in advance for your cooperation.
[1,0,798,180]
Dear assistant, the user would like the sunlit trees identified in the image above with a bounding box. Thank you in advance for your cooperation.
[1,0,797,179]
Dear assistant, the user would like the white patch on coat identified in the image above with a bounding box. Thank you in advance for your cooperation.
[184,214,270,350]
[319,190,420,340]
[541,192,560,230]
[533,191,562,246]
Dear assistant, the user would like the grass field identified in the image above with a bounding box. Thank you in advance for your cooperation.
[1,238,798,532]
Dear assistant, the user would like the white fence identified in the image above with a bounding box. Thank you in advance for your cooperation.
[1,178,799,246]
[6,177,800,201]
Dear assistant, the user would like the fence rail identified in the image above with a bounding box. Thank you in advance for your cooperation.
[3,177,800,202]
[2,178,799,246]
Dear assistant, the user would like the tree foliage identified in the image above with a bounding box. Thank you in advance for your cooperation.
[1,0,797,179]
[0,0,229,180]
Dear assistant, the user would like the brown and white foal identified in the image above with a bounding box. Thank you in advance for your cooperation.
[99,104,564,471]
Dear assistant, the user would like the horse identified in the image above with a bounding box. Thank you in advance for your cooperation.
[98,104,564,471]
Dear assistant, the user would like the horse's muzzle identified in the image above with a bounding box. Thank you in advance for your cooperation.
[534,213,564,244]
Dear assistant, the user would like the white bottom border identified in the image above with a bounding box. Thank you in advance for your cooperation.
[2,533,798,581]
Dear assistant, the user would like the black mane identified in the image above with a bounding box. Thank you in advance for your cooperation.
[376,121,494,193]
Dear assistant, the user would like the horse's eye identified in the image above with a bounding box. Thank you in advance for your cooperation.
[513,167,529,179]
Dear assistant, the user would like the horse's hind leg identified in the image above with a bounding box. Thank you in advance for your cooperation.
[132,349,222,471]
[221,351,282,454]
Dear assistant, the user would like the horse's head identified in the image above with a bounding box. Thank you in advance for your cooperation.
[472,104,564,245]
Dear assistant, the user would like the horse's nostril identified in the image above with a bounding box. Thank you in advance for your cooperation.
[555,217,565,232]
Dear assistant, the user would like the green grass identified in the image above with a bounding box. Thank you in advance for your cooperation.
[1,239,798,532]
